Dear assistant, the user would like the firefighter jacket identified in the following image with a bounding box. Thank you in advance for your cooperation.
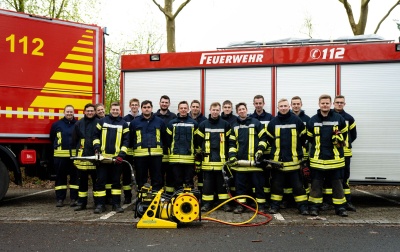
[93,114,129,159]
[129,113,167,157]
[196,115,231,171]
[166,114,198,164]
[70,115,98,170]
[307,109,348,170]
[266,112,307,171]
[50,117,77,157]
[250,109,274,154]
[155,109,177,162]
[189,112,207,124]
[228,116,267,172]
[293,110,311,160]
[221,112,237,126]
[123,113,140,155]
[335,110,357,157]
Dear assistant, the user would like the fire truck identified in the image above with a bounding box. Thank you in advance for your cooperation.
[0,9,104,200]
[120,36,400,186]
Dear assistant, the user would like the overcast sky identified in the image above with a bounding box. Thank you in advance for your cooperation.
[99,0,400,52]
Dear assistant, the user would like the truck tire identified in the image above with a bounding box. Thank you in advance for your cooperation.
[0,160,10,201]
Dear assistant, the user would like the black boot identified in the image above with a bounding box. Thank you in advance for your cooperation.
[94,204,106,214]
[112,204,124,213]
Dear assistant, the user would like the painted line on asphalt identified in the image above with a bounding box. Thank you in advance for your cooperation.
[273,213,285,221]
[99,202,134,220]
[356,189,400,205]
[3,189,53,202]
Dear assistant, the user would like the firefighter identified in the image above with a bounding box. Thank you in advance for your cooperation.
[50,105,78,207]
[250,95,274,207]
[196,102,232,212]
[71,103,98,211]
[155,95,177,195]
[334,95,357,211]
[189,99,207,193]
[122,98,141,204]
[129,100,167,192]
[95,103,105,119]
[166,101,199,190]
[93,102,129,214]
[266,98,309,215]
[229,102,268,214]
[307,94,348,217]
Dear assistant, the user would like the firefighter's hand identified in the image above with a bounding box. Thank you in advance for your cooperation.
[114,156,124,165]
[228,157,238,166]
[255,150,263,163]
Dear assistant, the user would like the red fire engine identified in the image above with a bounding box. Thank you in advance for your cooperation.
[0,9,104,200]
[120,36,400,186]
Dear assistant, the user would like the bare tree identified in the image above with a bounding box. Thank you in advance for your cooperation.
[300,12,314,39]
[152,0,191,52]
[339,0,400,35]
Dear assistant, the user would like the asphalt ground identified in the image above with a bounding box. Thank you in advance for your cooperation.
[1,185,400,227]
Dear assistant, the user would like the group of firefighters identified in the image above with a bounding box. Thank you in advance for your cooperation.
[49,93,356,217]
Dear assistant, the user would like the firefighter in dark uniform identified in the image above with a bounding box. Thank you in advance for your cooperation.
[50,105,78,207]
[334,95,357,211]
[250,95,274,206]
[229,102,268,214]
[166,101,199,190]
[189,99,207,193]
[129,100,167,192]
[155,95,177,195]
[93,102,129,214]
[197,102,232,212]
[266,98,309,215]
[307,94,348,217]
[122,98,141,204]
[71,103,98,211]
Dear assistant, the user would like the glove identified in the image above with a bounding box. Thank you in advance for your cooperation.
[300,160,311,181]
[255,150,263,163]
[228,157,238,166]
[332,128,345,147]
[114,156,123,165]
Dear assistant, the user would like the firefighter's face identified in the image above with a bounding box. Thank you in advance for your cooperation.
[278,100,290,115]
[291,99,302,114]
[190,102,201,116]
[159,98,170,111]
[96,106,105,118]
[178,103,189,117]
[130,102,139,114]
[237,105,248,119]
[110,105,121,117]
[64,106,74,121]
[319,98,332,113]
[84,106,95,119]
[141,103,152,118]
[222,103,232,114]
[334,98,346,112]
[253,98,265,113]
[210,105,220,119]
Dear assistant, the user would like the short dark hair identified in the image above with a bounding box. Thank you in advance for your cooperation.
[84,103,95,110]
[253,95,264,103]
[178,100,188,108]
[110,101,120,107]
[160,95,170,102]
[235,102,247,112]
[141,100,153,108]
[191,99,201,106]
[319,94,331,102]
[222,100,232,106]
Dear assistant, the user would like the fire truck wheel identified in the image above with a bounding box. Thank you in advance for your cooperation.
[0,160,10,201]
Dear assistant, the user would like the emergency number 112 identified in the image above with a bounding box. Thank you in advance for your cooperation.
[5,34,44,56]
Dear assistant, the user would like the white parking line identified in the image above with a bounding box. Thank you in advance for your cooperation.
[3,189,53,202]
[356,189,400,205]
[99,202,133,220]
[273,213,285,221]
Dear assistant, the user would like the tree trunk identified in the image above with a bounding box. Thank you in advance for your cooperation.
[165,0,175,52]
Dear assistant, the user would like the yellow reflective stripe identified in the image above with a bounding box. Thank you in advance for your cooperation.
[218,193,229,200]
[205,132,210,162]
[308,196,323,204]
[55,185,68,190]
[256,198,266,204]
[323,188,333,194]
[220,133,225,160]
[122,127,129,134]
[94,190,106,197]
[202,195,214,201]
[156,128,160,146]
[310,157,345,169]
[70,184,79,190]
[105,184,112,189]
[313,126,320,160]
[122,185,131,190]
[258,128,266,138]
[100,127,107,153]
[332,197,346,205]
[291,128,299,163]
[169,155,195,163]
[230,166,263,172]
[115,127,122,154]
[344,188,351,194]
[264,187,270,193]
[283,188,293,194]
[136,130,142,145]
[79,191,88,197]
[274,127,281,161]
[54,150,71,157]
[165,186,175,193]
[111,189,122,195]
[280,161,300,171]
[294,195,308,202]
[133,148,163,156]
[201,161,225,170]
[248,127,255,160]
[197,130,204,138]
[56,132,62,150]
[271,194,283,201]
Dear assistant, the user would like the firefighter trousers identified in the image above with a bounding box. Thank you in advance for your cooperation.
[235,171,266,204]
[134,155,163,191]
[171,163,195,190]
[202,170,229,203]
[77,168,97,206]
[94,163,123,205]
[54,157,78,201]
